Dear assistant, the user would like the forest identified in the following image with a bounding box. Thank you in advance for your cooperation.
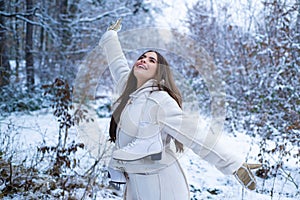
[0,0,299,199]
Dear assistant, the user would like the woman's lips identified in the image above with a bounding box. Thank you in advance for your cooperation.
[136,64,147,70]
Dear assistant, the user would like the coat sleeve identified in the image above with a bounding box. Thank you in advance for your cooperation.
[99,30,130,94]
[157,94,244,175]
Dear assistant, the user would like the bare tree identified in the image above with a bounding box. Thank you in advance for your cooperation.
[0,0,11,87]
[25,0,34,90]
[1,0,160,88]
[187,0,300,196]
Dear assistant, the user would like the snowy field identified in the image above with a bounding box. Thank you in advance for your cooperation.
[0,109,299,200]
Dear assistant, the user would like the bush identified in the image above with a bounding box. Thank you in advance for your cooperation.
[0,84,44,116]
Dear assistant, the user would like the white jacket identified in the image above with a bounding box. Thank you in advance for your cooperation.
[100,30,244,199]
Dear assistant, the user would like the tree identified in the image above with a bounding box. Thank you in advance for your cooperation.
[25,0,34,90]
[187,0,300,188]
[0,0,11,87]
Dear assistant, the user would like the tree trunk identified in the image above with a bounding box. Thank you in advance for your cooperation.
[55,0,70,74]
[60,0,70,48]
[14,3,20,82]
[25,0,34,90]
[296,5,300,46]
[0,0,11,87]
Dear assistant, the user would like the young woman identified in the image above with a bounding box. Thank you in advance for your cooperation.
[99,20,260,200]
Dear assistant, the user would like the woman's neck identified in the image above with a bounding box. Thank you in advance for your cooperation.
[136,79,146,89]
[136,79,155,89]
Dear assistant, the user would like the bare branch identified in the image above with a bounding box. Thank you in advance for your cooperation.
[74,6,131,24]
[0,7,38,18]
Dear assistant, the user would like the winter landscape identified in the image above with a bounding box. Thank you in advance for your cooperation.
[0,0,299,199]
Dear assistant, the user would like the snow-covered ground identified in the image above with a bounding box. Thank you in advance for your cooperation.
[0,109,299,200]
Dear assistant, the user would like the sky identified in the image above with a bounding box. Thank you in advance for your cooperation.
[151,0,264,33]
[151,0,193,32]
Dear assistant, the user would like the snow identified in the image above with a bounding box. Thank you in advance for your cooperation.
[1,109,299,200]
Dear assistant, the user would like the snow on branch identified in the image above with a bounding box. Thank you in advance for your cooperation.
[0,7,38,18]
[75,7,131,24]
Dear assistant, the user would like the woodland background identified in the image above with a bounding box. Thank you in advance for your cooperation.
[0,0,299,199]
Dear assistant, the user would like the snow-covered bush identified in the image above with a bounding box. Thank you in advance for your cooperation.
[0,84,44,116]
[186,0,299,197]
[0,78,111,199]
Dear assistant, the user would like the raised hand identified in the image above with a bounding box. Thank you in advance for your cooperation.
[107,18,122,32]
[234,163,262,190]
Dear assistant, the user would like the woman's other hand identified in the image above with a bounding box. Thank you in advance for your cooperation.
[234,163,262,190]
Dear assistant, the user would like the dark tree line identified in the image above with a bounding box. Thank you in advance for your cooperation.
[0,1,10,86]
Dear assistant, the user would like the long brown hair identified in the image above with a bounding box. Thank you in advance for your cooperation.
[109,50,184,152]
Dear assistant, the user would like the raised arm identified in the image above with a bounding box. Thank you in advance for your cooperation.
[99,29,130,94]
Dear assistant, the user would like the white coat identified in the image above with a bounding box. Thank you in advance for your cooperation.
[100,30,244,200]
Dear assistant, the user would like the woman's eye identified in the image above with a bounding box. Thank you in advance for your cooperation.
[138,55,146,60]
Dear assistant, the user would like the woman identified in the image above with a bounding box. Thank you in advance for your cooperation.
[99,20,260,200]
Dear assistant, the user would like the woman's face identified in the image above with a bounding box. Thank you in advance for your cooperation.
[133,51,158,87]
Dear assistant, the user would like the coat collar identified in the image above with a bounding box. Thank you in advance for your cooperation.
[129,79,159,99]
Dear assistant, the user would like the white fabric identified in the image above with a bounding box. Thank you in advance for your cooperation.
[99,30,129,94]
[99,30,245,200]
